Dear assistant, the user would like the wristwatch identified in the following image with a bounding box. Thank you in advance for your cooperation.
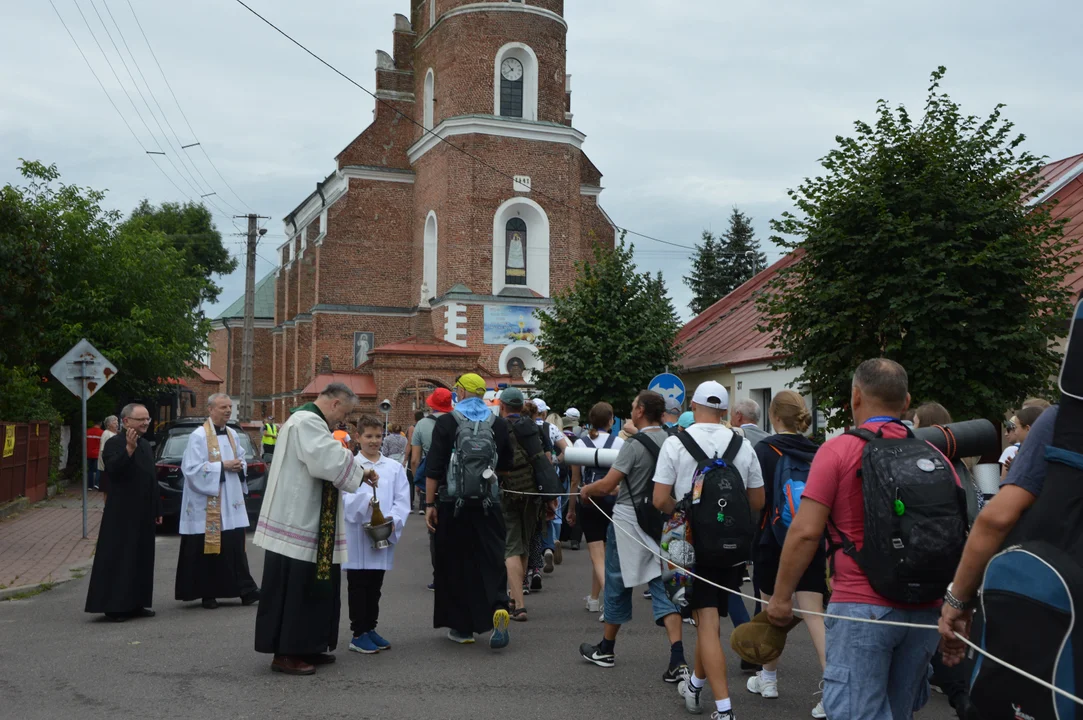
[944,583,975,611]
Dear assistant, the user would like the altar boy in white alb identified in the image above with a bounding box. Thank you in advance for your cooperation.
[342,415,411,655]
[176,393,260,609]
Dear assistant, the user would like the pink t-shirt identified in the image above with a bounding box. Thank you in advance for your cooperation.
[802,420,957,608]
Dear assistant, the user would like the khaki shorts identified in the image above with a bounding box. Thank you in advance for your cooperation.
[503,501,540,559]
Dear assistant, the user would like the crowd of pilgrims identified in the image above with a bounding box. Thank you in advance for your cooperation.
[82,364,1058,720]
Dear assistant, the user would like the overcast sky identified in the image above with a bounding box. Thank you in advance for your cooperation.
[4,0,1081,322]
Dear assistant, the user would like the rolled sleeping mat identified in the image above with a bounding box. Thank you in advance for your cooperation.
[563,446,621,469]
[971,463,1002,497]
[913,419,1000,461]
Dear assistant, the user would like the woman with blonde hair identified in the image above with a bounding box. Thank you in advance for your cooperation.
[746,390,827,718]
[567,401,623,618]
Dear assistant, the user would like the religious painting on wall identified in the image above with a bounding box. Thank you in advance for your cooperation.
[353,331,374,368]
[483,305,543,345]
[505,218,527,286]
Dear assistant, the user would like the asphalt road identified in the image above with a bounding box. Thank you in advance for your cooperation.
[0,522,958,720]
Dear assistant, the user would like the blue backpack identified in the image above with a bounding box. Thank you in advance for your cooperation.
[762,445,811,546]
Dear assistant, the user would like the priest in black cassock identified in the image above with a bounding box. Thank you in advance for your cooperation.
[175,393,259,609]
[85,403,161,621]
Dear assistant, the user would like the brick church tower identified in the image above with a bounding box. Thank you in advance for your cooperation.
[259,1,614,424]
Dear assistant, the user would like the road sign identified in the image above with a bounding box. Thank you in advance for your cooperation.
[649,373,686,408]
[50,339,117,399]
[50,339,117,539]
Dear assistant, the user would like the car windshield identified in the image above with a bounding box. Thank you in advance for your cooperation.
[159,427,256,460]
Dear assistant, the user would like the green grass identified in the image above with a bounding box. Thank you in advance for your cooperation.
[2,581,57,601]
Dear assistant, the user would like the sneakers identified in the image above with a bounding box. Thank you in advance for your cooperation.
[447,630,475,644]
[811,701,826,719]
[710,712,735,720]
[585,595,601,613]
[543,549,555,574]
[367,630,390,650]
[490,609,510,649]
[663,663,691,684]
[570,540,581,551]
[642,589,652,599]
[427,582,435,591]
[579,642,615,668]
[554,542,563,565]
[349,634,380,654]
[746,672,779,699]
[531,572,543,591]
[678,679,704,715]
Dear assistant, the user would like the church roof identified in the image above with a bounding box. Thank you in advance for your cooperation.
[371,337,479,356]
[301,373,377,398]
[215,272,276,321]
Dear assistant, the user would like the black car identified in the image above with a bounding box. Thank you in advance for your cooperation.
[154,418,268,521]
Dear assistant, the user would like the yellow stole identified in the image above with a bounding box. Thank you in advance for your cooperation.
[202,420,238,555]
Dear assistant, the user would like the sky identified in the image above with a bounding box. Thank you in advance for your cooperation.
[3,0,1081,323]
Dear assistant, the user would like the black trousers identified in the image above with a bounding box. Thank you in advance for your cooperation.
[429,528,436,584]
[346,569,385,637]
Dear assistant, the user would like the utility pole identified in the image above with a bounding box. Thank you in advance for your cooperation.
[235,213,269,422]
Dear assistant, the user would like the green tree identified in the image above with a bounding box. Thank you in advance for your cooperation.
[121,199,236,304]
[0,161,216,406]
[684,231,725,315]
[758,68,1080,429]
[717,208,767,297]
[533,236,682,417]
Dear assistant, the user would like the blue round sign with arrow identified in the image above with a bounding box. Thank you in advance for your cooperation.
[649,373,686,408]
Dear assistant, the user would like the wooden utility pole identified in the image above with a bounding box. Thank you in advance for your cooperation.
[235,213,269,421]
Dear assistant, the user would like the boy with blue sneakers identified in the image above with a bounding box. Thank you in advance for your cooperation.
[343,415,412,655]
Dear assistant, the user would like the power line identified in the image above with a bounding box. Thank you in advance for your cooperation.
[124,0,252,212]
[230,0,698,253]
[99,0,245,216]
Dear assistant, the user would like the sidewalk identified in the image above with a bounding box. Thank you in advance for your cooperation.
[0,489,104,598]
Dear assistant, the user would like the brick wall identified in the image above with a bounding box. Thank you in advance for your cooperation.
[413,10,567,131]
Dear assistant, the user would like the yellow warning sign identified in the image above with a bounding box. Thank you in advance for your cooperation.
[3,426,14,458]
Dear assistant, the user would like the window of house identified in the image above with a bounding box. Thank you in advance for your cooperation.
[499,57,524,118]
[424,69,435,130]
[505,218,527,285]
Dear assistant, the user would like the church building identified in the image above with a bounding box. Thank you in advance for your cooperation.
[237,1,614,424]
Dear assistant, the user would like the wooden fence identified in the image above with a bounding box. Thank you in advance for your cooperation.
[0,422,50,504]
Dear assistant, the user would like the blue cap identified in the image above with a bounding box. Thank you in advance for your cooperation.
[677,411,695,429]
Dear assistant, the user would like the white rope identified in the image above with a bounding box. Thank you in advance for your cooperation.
[503,488,1083,707]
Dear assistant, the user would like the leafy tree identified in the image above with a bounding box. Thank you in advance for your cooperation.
[684,230,725,315]
[121,199,236,304]
[0,160,215,409]
[534,236,682,417]
[717,208,767,297]
[758,68,1080,429]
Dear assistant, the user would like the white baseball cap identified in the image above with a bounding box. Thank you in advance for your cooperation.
[533,398,549,414]
[691,381,729,410]
[565,407,581,420]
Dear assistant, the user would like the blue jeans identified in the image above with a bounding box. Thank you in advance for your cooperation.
[87,463,100,489]
[822,602,940,720]
[602,524,678,626]
[543,497,562,552]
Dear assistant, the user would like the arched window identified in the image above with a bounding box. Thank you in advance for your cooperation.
[423,68,435,130]
[423,211,438,299]
[493,43,538,121]
[499,59,524,118]
[505,218,527,285]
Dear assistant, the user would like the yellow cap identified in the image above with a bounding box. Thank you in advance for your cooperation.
[456,373,487,397]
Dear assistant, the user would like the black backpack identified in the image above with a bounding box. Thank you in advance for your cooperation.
[625,432,667,543]
[833,420,968,605]
[676,430,754,568]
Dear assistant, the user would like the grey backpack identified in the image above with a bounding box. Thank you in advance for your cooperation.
[445,410,500,515]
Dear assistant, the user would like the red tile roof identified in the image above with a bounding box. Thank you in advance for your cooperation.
[370,337,479,356]
[677,252,802,372]
[676,152,1083,373]
[301,373,377,397]
[191,366,223,383]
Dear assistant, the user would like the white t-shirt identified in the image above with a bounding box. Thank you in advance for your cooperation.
[652,423,764,500]
[999,443,1020,465]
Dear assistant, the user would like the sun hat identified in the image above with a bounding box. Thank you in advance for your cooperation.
[730,611,802,665]
[426,388,453,413]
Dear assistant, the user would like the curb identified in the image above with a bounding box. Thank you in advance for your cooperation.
[0,561,93,602]
[0,498,29,522]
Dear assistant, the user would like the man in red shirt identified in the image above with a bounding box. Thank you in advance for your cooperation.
[767,359,949,720]
[86,421,104,490]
